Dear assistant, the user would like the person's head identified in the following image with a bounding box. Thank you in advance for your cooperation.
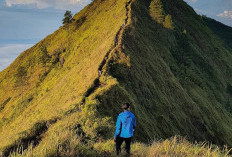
[122,103,130,111]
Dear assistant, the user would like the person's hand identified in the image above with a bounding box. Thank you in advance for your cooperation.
[114,138,116,142]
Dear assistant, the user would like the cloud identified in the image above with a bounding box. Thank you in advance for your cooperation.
[217,10,232,19]
[185,0,198,3]
[5,0,91,10]
[189,0,198,2]
[0,44,33,71]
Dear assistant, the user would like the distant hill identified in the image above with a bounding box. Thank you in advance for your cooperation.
[0,0,232,156]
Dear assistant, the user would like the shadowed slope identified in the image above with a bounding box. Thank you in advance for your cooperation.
[97,0,232,146]
[0,0,232,155]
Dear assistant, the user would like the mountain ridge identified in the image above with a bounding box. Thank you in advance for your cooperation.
[0,0,232,156]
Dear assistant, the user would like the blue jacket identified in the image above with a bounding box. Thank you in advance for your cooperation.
[114,111,136,138]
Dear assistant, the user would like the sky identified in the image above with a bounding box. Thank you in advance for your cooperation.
[0,0,231,71]
[185,0,232,27]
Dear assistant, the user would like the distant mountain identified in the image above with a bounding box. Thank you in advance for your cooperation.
[0,0,231,156]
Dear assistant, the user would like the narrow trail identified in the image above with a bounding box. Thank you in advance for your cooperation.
[79,0,133,109]
[1,2,132,155]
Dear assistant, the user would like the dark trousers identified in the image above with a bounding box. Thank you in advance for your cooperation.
[115,137,132,155]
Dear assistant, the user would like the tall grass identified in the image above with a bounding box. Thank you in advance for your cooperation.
[0,0,128,152]
[9,136,231,157]
[147,136,231,157]
[0,0,232,155]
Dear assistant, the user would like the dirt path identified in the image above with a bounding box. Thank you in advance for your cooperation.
[79,0,133,110]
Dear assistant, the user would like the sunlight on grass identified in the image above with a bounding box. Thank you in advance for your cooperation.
[0,0,232,155]
[9,136,231,157]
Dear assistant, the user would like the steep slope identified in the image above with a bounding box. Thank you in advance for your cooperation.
[0,0,129,154]
[0,0,232,155]
[95,0,232,145]
[203,16,232,49]
[96,0,232,145]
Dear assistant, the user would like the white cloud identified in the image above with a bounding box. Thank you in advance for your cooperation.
[185,0,198,3]
[217,10,232,19]
[0,44,33,71]
[190,0,198,2]
[5,0,91,10]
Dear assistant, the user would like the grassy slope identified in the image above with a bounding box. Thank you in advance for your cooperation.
[0,0,128,153]
[203,16,232,49]
[0,0,232,156]
[99,0,232,145]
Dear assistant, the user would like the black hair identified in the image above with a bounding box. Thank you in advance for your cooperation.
[122,103,130,110]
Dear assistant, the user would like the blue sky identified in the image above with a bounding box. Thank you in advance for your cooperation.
[185,0,232,26]
[0,0,231,71]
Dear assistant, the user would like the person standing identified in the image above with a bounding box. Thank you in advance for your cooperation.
[114,103,136,155]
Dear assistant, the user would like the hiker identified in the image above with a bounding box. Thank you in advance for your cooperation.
[122,22,125,28]
[98,70,102,77]
[79,102,84,111]
[59,56,65,67]
[114,103,136,156]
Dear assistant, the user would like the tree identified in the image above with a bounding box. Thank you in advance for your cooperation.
[149,0,165,24]
[15,66,28,102]
[63,10,73,25]
[38,46,50,74]
[163,15,174,29]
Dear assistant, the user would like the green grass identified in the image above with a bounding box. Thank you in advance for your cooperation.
[103,0,232,145]
[203,16,232,49]
[0,0,128,153]
[9,135,231,157]
[0,0,232,155]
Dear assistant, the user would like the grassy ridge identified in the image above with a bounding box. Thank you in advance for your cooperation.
[100,0,232,145]
[0,0,232,155]
[203,16,232,49]
[0,0,128,153]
